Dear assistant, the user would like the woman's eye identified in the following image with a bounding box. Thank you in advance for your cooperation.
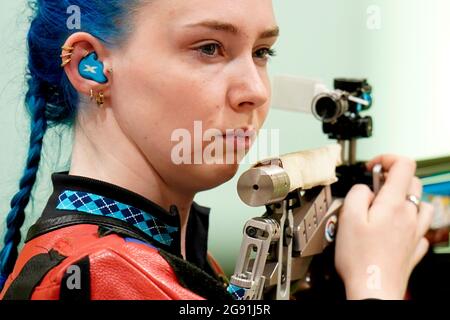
[254,47,277,60]
[195,43,276,61]
[198,43,222,56]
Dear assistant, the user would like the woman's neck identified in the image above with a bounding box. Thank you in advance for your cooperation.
[69,105,194,259]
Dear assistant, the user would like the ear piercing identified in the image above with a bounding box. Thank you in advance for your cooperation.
[96,91,105,108]
[60,45,74,67]
[90,89,105,108]
[61,47,89,67]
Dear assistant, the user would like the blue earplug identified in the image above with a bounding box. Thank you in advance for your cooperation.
[78,52,108,84]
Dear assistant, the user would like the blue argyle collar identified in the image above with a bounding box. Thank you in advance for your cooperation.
[227,284,247,300]
[56,190,178,247]
[42,172,212,268]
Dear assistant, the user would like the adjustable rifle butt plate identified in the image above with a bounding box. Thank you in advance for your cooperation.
[237,165,291,207]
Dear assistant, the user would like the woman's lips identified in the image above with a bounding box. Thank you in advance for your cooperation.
[220,128,256,150]
[222,127,257,138]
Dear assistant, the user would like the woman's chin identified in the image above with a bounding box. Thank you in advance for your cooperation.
[193,162,240,191]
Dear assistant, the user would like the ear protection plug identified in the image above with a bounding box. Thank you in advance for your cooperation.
[78,52,108,84]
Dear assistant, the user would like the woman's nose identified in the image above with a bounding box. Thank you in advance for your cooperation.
[228,59,269,112]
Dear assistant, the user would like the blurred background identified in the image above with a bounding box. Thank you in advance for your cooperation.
[0,0,449,275]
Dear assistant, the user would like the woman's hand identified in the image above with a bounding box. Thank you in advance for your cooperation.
[335,155,434,300]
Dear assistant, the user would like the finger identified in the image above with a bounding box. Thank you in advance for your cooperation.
[342,184,374,223]
[371,156,416,205]
[404,177,423,216]
[416,202,434,239]
[408,177,423,199]
[410,237,430,269]
[367,154,414,172]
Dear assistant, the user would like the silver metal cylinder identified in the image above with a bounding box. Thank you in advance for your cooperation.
[237,165,291,207]
[311,90,349,123]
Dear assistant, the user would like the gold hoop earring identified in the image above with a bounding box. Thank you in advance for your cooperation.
[96,91,105,108]
[90,89,94,101]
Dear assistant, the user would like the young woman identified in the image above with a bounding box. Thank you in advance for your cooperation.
[0,0,433,300]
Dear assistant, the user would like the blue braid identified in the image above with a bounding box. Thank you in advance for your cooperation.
[0,95,47,288]
[0,0,143,290]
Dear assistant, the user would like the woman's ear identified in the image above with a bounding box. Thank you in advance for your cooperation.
[61,32,113,100]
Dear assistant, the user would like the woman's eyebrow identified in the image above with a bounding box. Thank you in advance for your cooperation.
[184,20,280,39]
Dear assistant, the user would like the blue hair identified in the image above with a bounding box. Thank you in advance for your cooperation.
[0,0,142,290]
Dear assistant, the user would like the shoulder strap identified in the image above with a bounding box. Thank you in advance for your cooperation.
[2,249,66,300]
[26,213,159,248]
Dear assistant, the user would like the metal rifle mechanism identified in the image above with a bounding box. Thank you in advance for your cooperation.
[229,157,344,300]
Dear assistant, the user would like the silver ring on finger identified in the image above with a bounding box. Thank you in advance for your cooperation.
[406,194,421,213]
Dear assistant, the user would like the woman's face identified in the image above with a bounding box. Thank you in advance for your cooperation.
[110,0,278,193]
